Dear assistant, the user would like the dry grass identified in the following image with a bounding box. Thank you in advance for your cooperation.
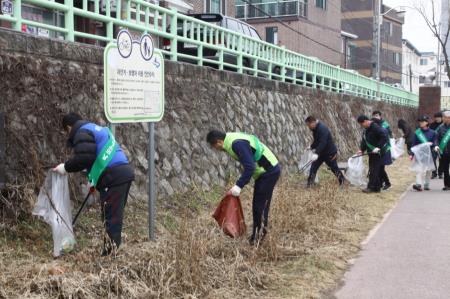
[0,157,414,299]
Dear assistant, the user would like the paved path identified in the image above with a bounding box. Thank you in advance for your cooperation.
[335,179,450,299]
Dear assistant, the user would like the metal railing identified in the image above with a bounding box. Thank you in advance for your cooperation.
[0,0,418,107]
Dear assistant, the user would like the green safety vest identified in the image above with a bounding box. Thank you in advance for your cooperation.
[87,128,118,187]
[381,120,390,130]
[363,133,390,155]
[222,132,278,180]
[415,128,429,144]
[440,127,450,153]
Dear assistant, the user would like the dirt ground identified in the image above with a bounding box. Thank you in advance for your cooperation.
[0,157,414,299]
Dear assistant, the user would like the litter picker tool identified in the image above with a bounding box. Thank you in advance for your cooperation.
[298,159,314,175]
[72,186,95,226]
[350,153,368,159]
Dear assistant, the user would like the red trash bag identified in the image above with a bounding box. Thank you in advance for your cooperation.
[212,195,246,238]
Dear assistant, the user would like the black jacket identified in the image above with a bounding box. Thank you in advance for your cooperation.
[372,118,393,138]
[437,123,450,155]
[398,119,414,154]
[430,121,443,131]
[360,122,389,155]
[310,121,338,157]
[65,120,134,189]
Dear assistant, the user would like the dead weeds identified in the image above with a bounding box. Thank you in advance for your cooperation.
[0,157,414,298]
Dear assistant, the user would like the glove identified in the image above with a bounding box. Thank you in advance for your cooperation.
[229,185,241,197]
[372,147,380,154]
[409,155,414,161]
[356,150,363,155]
[434,146,440,153]
[311,154,319,161]
[53,163,67,175]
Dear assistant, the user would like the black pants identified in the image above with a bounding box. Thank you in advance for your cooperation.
[252,167,281,239]
[433,156,444,177]
[100,182,132,252]
[441,155,450,188]
[368,154,383,191]
[307,154,345,186]
[380,166,390,186]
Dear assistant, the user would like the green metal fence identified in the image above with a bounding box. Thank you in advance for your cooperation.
[0,0,418,107]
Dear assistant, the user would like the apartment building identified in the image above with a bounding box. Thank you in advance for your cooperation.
[342,0,404,84]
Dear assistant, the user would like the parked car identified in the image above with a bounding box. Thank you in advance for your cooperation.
[162,13,280,77]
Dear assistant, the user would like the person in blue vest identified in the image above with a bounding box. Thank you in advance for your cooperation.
[356,115,390,193]
[411,116,437,191]
[436,111,450,190]
[304,116,345,187]
[206,130,281,245]
[53,113,135,256]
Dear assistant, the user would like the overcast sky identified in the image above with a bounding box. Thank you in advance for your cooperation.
[383,0,440,53]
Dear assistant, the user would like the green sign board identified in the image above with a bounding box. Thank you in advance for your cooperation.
[104,33,164,123]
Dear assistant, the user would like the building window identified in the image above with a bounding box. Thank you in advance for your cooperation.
[420,58,428,65]
[236,0,307,19]
[266,27,278,44]
[393,52,401,65]
[445,81,450,88]
[205,0,226,14]
[316,0,326,10]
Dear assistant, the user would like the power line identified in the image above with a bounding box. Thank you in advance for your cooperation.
[240,0,421,79]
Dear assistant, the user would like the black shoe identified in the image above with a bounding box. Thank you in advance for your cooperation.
[382,183,392,191]
[443,187,450,191]
[413,184,423,192]
[431,172,437,179]
[439,175,443,179]
[424,186,431,191]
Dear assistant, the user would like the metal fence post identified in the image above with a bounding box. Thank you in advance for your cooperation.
[281,46,286,82]
[237,34,243,74]
[65,0,75,41]
[170,9,178,61]
[13,0,22,31]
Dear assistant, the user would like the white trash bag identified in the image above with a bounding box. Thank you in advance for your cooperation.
[391,138,405,160]
[298,149,319,183]
[410,143,435,173]
[33,171,76,257]
[345,156,367,187]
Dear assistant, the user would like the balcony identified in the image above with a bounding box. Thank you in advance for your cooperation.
[236,0,307,20]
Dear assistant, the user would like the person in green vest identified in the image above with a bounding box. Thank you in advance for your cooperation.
[356,115,390,193]
[372,110,393,138]
[53,113,135,256]
[435,111,450,190]
[411,116,437,191]
[206,130,281,245]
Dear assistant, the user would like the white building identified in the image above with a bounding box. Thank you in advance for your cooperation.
[402,39,421,93]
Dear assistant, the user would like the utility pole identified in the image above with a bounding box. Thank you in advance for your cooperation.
[373,0,382,99]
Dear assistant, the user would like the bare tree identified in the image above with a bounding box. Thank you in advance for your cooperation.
[415,0,450,80]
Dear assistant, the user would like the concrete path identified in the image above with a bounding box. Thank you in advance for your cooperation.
[335,179,450,299]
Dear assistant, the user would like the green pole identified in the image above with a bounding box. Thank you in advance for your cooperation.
[13,0,22,31]
[65,0,75,41]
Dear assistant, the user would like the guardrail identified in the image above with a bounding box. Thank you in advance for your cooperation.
[0,0,418,107]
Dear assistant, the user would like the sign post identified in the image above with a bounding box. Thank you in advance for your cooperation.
[104,30,164,240]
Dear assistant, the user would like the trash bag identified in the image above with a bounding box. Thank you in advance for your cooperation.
[390,138,405,160]
[33,171,76,257]
[410,143,435,173]
[345,156,367,187]
[299,149,314,175]
[213,195,246,238]
[298,149,319,183]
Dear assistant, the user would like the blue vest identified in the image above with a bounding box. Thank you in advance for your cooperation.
[80,123,129,168]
